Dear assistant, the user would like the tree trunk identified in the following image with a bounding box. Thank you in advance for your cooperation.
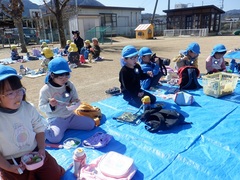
[56,13,66,48]
[14,20,27,53]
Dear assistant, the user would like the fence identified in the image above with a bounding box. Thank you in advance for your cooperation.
[85,26,114,44]
[163,28,208,37]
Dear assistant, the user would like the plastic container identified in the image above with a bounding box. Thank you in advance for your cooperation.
[66,101,80,111]
[21,152,44,171]
[73,148,86,177]
[202,72,239,98]
[63,138,81,149]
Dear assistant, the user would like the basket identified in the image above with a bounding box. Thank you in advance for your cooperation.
[202,72,239,98]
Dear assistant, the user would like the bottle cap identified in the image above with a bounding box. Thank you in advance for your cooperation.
[74,148,85,156]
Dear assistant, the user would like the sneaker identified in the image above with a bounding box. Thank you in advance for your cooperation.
[69,64,78,69]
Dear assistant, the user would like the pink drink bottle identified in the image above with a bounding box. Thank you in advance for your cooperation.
[73,148,86,177]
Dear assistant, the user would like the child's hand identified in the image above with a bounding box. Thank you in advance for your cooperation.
[8,164,24,174]
[38,149,46,159]
[182,56,189,61]
[48,98,58,107]
[90,48,94,52]
[147,71,153,77]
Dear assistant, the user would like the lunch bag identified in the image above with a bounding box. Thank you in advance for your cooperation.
[80,151,137,180]
[82,132,112,149]
[178,66,202,90]
[74,102,102,126]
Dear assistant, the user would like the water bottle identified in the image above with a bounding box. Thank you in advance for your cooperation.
[73,148,86,178]
[141,96,151,111]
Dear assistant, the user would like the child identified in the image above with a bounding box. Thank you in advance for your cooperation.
[41,42,48,49]
[80,40,92,60]
[39,57,95,143]
[68,42,80,68]
[41,47,54,73]
[0,65,65,179]
[10,45,23,61]
[206,44,227,74]
[138,47,162,90]
[90,38,102,61]
[119,45,156,108]
[173,42,200,71]
[63,40,71,55]
[72,30,84,53]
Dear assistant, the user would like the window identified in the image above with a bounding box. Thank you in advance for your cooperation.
[100,13,117,28]
[186,16,192,29]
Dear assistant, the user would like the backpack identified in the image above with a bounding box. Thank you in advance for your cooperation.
[82,132,112,149]
[74,102,102,126]
[141,106,192,133]
[178,66,202,90]
[80,151,137,180]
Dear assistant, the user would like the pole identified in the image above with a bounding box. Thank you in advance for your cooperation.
[75,0,78,30]
[151,0,158,24]
[49,16,53,43]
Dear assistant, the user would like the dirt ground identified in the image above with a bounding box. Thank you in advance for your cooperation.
[0,35,239,116]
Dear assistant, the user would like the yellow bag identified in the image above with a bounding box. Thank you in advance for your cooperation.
[74,102,102,126]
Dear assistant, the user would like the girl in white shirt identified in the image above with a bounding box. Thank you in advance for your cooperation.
[206,44,227,74]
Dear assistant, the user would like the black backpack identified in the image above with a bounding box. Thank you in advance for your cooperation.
[178,66,202,90]
[141,106,192,133]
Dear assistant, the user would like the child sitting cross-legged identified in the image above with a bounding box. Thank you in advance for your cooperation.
[80,40,92,60]
[90,38,103,61]
[41,47,54,73]
[119,45,156,108]
[206,44,227,74]
[10,45,23,61]
[68,42,80,68]
[138,47,162,90]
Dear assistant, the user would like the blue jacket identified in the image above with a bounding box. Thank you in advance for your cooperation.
[139,58,160,89]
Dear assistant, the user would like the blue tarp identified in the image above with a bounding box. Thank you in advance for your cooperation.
[46,82,240,180]
[224,51,240,59]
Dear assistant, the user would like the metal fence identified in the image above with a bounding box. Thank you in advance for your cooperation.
[163,28,208,37]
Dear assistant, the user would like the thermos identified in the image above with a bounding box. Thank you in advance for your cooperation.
[73,148,86,177]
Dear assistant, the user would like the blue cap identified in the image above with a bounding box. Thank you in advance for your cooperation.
[0,64,21,81]
[122,45,138,58]
[48,57,71,74]
[139,47,152,57]
[211,44,227,56]
[186,42,200,54]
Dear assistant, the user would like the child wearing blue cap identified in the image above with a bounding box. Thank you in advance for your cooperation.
[206,44,227,74]
[173,42,201,71]
[119,45,156,108]
[0,65,65,179]
[138,47,162,90]
[39,57,95,143]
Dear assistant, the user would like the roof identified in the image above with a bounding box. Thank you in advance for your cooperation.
[163,5,225,14]
[135,24,152,31]
[75,5,144,11]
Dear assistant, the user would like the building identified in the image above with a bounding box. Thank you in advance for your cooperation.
[163,5,225,35]
[67,5,144,40]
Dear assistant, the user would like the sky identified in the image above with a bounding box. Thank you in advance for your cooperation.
[31,0,239,14]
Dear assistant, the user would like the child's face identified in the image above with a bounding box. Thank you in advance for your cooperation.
[214,52,225,59]
[141,55,151,63]
[92,40,98,46]
[85,43,90,47]
[124,55,138,68]
[0,82,24,110]
[51,73,70,86]
[188,51,199,59]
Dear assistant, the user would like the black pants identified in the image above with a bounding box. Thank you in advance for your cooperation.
[123,90,156,108]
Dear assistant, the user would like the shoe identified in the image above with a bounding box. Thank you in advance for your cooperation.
[105,87,121,95]
[69,64,78,69]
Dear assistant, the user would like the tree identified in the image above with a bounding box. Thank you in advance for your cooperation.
[1,0,28,53]
[43,0,70,48]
